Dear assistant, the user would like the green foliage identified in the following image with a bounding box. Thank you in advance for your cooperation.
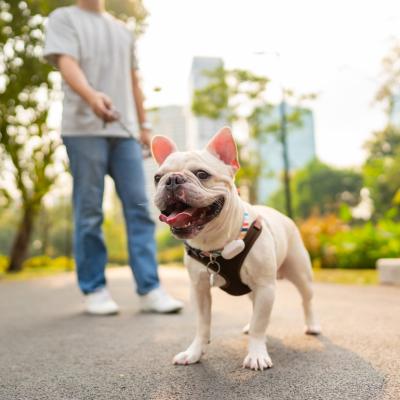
[157,245,184,264]
[103,213,128,264]
[0,1,64,270]
[362,125,400,217]
[327,220,400,269]
[192,67,228,119]
[191,67,270,202]
[0,199,73,258]
[22,255,74,270]
[0,0,148,271]
[191,65,314,203]
[0,1,59,212]
[269,159,363,218]
[192,67,268,123]
[36,0,149,33]
[0,254,74,279]
[156,227,181,250]
[156,226,183,264]
[0,206,17,253]
[375,41,400,113]
[0,255,7,275]
[299,214,400,269]
[105,0,148,30]
[31,0,148,17]
[0,199,183,266]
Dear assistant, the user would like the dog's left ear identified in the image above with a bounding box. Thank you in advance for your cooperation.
[151,135,177,165]
[206,126,240,171]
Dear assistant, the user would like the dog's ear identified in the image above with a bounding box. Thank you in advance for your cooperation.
[151,135,177,165]
[206,126,240,171]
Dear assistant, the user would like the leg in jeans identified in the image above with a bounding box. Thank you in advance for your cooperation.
[109,138,160,295]
[63,136,109,294]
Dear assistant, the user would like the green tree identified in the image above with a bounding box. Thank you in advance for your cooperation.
[192,66,268,203]
[375,41,400,114]
[192,65,314,204]
[0,1,60,272]
[361,41,400,218]
[0,0,148,272]
[362,124,400,217]
[269,159,363,219]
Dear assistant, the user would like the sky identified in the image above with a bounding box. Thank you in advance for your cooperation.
[137,0,400,167]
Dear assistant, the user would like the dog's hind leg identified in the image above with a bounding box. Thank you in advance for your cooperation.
[280,229,321,335]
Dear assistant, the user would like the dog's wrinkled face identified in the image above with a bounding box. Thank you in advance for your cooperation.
[151,127,239,239]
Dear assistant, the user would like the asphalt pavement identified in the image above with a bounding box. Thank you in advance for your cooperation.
[1,267,399,400]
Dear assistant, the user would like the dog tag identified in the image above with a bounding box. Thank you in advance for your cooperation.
[221,239,245,259]
[209,273,216,287]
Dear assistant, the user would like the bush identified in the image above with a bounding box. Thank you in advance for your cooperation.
[156,227,183,264]
[299,214,347,268]
[20,255,74,271]
[0,255,8,274]
[328,220,400,268]
[156,227,181,250]
[299,215,400,269]
[157,245,184,264]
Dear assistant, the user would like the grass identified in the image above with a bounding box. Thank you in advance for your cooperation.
[0,265,71,281]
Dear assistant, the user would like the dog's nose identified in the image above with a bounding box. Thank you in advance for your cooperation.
[165,174,186,190]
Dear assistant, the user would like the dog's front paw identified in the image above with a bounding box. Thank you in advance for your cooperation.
[243,351,273,371]
[243,339,273,371]
[305,323,322,335]
[173,349,202,365]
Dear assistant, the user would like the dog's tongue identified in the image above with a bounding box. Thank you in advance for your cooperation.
[159,209,195,228]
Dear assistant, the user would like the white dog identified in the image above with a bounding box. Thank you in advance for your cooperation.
[151,127,321,371]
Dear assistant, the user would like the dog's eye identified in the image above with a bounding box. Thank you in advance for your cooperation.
[154,174,162,184]
[194,170,211,180]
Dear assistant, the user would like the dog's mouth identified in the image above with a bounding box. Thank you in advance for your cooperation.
[159,196,225,238]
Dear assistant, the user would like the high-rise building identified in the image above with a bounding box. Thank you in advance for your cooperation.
[257,104,316,203]
[187,56,226,149]
[148,105,187,150]
[143,105,187,221]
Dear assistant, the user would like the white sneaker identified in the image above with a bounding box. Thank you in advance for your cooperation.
[85,287,119,315]
[139,287,183,314]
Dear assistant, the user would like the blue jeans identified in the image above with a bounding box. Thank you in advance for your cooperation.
[63,136,160,295]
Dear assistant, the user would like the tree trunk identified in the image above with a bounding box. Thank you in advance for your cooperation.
[7,207,34,273]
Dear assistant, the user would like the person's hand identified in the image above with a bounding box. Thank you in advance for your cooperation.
[88,91,117,122]
[139,128,152,148]
[139,128,152,158]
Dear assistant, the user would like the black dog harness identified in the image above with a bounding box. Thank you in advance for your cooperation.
[184,218,263,296]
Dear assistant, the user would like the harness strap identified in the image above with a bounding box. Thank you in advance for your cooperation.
[185,218,263,296]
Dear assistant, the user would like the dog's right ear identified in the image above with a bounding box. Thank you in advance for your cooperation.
[151,135,177,165]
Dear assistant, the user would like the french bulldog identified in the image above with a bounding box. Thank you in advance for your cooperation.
[151,126,321,371]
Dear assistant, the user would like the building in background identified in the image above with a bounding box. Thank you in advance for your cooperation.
[143,105,187,220]
[148,105,187,150]
[187,56,226,149]
[257,105,316,203]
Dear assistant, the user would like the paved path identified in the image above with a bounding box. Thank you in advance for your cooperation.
[1,267,399,400]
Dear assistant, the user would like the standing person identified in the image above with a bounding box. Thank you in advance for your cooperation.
[44,0,183,315]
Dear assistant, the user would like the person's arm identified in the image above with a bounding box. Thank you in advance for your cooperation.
[131,68,151,147]
[57,54,117,122]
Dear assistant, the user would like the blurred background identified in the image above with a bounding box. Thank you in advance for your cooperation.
[1,0,400,283]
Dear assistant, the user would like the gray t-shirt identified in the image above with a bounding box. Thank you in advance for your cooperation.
[44,6,139,137]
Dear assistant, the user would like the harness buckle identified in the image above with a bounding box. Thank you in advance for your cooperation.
[206,255,221,287]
